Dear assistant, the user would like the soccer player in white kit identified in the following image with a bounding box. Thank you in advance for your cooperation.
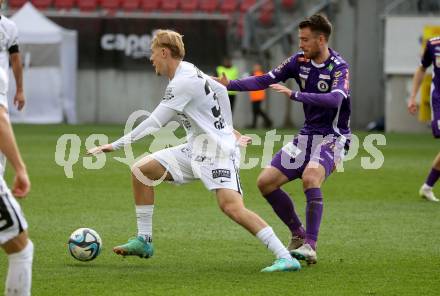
[88,30,300,272]
[0,67,32,295]
[0,4,26,177]
[0,5,31,294]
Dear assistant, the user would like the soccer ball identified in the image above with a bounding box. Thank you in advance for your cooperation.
[68,228,102,261]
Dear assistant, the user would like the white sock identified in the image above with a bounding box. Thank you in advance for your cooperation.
[136,205,154,242]
[6,240,33,296]
[256,226,291,260]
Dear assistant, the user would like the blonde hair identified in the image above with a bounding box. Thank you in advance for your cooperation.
[151,29,185,59]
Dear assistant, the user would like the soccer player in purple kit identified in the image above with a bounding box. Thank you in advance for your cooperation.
[215,14,351,265]
[408,36,440,202]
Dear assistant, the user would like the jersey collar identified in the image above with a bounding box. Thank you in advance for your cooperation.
[311,48,334,68]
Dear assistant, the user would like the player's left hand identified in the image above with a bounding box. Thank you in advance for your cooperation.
[87,144,114,155]
[14,91,25,111]
[12,170,31,198]
[407,98,418,115]
[237,135,252,148]
[270,84,292,98]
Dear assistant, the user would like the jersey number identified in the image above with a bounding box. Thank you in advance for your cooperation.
[203,80,225,130]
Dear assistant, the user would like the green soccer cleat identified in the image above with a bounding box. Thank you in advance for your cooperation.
[260,258,301,272]
[113,236,154,259]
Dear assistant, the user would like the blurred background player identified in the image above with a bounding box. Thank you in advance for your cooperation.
[408,36,440,202]
[216,57,239,113]
[0,67,32,296]
[249,63,272,128]
[215,14,351,265]
[0,0,26,176]
[88,30,301,272]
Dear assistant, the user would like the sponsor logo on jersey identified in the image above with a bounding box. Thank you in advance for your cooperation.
[212,169,231,179]
[330,56,341,65]
[163,87,174,101]
[317,80,329,92]
[300,66,311,73]
[319,74,331,80]
[274,57,292,73]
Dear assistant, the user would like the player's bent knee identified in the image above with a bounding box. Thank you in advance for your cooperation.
[2,232,29,255]
[257,175,277,195]
[302,174,320,189]
[131,158,162,180]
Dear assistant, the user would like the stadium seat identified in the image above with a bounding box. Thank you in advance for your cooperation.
[31,0,53,9]
[259,1,274,26]
[282,0,295,9]
[240,0,256,12]
[161,0,179,12]
[259,10,273,26]
[140,0,160,12]
[220,0,237,14]
[8,0,27,9]
[180,0,198,12]
[54,0,75,10]
[121,0,139,11]
[77,0,98,11]
[199,0,218,13]
[100,0,121,11]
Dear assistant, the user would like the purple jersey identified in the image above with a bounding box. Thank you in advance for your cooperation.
[228,49,351,137]
[421,36,440,93]
[269,49,350,136]
[421,36,440,138]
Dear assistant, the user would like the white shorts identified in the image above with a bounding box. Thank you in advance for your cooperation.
[0,93,7,110]
[0,176,28,245]
[150,144,243,194]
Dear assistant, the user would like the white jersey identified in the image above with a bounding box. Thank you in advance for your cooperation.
[0,15,18,109]
[160,61,236,158]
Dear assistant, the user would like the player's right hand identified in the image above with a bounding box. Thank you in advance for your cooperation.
[407,97,418,115]
[87,144,114,155]
[212,72,229,87]
[12,170,30,198]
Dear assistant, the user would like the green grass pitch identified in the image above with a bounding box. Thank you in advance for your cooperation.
[1,124,439,295]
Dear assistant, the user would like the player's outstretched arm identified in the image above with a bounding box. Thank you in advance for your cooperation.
[408,66,427,115]
[87,104,176,155]
[10,52,25,111]
[211,72,229,87]
[0,107,30,197]
[270,83,344,108]
[233,130,252,148]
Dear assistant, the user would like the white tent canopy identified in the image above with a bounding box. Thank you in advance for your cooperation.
[8,2,77,123]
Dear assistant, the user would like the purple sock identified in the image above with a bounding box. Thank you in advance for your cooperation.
[304,188,323,250]
[264,189,304,238]
[425,168,440,187]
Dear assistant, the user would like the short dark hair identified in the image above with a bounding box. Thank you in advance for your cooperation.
[298,14,332,40]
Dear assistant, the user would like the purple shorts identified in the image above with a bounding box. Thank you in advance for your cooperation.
[271,134,349,181]
[431,94,440,138]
